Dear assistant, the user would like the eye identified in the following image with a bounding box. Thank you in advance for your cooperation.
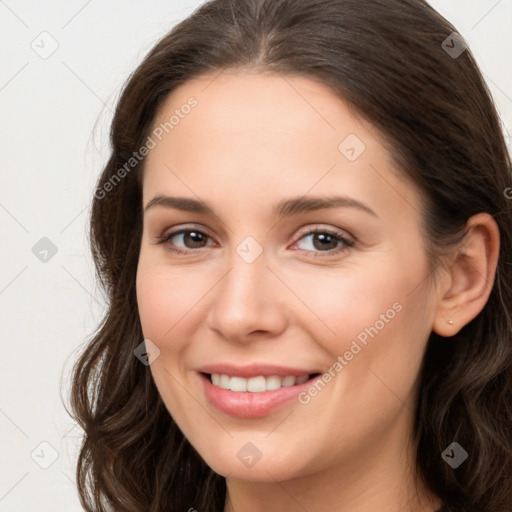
[291,227,354,257]
[155,225,354,258]
[156,227,215,255]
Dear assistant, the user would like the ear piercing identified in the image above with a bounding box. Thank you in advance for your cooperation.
[448,318,454,325]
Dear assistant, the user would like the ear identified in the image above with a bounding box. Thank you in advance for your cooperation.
[432,213,500,337]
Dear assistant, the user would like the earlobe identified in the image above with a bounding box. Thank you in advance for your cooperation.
[432,213,500,337]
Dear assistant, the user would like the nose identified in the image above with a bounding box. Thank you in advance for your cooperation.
[206,248,288,344]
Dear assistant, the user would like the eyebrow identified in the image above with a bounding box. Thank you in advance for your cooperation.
[144,194,378,218]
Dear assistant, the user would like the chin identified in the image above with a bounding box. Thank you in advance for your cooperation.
[194,439,310,482]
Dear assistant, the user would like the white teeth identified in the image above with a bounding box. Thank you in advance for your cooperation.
[247,376,266,392]
[210,373,311,392]
[281,376,296,387]
[266,375,282,391]
[219,374,230,389]
[230,376,247,392]
[296,374,309,385]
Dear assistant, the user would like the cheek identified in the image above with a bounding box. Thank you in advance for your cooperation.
[136,262,212,427]
[283,260,425,352]
[288,265,431,457]
[136,268,171,342]
[288,248,432,398]
[136,261,208,344]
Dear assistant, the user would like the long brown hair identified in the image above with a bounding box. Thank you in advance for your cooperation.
[69,1,512,510]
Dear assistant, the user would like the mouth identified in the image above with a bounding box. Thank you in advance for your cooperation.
[198,371,322,418]
[204,372,321,392]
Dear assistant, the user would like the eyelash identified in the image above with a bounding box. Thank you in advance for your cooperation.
[155,226,354,258]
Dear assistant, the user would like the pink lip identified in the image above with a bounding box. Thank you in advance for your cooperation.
[197,363,318,378]
[196,366,321,418]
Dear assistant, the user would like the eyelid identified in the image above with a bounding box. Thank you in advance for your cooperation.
[157,223,215,240]
[157,224,353,243]
[292,224,354,244]
[289,225,355,257]
[156,223,355,256]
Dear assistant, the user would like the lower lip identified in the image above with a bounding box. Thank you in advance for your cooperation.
[199,373,319,418]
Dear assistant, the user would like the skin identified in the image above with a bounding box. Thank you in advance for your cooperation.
[135,69,499,512]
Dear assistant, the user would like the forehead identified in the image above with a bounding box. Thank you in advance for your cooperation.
[142,70,421,222]
[149,69,368,158]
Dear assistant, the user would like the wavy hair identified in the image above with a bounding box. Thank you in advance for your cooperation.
[69,0,512,510]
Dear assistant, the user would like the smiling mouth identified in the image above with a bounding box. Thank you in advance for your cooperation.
[203,372,321,392]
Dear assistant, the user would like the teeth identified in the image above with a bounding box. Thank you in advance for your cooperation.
[210,373,310,392]
[296,374,309,385]
[282,376,296,387]
[219,374,230,389]
[266,375,282,391]
[247,376,266,392]
[230,376,247,392]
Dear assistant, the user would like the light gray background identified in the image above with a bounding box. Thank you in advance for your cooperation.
[1,1,511,510]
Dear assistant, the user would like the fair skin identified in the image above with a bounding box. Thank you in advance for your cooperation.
[135,69,499,512]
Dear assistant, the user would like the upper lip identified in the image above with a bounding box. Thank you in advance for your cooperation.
[197,363,320,378]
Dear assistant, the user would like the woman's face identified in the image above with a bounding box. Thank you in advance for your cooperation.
[136,70,440,482]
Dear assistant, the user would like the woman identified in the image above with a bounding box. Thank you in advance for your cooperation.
[70,0,512,511]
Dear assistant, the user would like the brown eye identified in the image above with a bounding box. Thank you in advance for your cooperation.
[293,228,354,257]
[157,228,213,254]
[179,230,208,248]
[310,232,339,251]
